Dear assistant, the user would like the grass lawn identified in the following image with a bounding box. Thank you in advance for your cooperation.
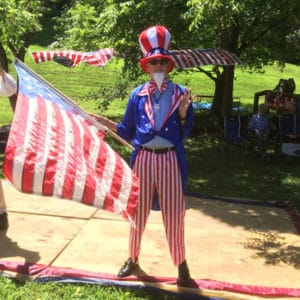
[1,50,300,206]
[0,50,299,299]
[1,50,299,210]
[0,276,177,300]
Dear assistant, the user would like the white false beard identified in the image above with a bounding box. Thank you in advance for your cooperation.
[152,72,166,91]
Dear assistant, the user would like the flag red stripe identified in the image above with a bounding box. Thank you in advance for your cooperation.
[82,166,96,205]
[103,154,123,211]
[80,123,95,206]
[61,113,81,199]
[32,52,39,63]
[46,52,52,62]
[3,94,29,183]
[21,96,47,192]
[85,130,106,204]
[156,26,166,50]
[42,103,65,195]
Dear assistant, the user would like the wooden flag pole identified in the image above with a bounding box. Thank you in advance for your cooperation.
[106,127,134,151]
[88,113,133,151]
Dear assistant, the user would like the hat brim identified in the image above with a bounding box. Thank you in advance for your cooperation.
[140,54,174,73]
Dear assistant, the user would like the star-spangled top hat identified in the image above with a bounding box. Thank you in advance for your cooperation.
[139,25,175,73]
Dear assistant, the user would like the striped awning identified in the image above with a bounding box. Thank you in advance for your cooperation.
[169,48,242,68]
[31,48,241,68]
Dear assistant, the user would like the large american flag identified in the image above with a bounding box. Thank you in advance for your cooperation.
[31,48,241,68]
[3,59,139,220]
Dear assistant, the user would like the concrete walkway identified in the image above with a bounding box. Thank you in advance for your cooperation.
[1,179,300,299]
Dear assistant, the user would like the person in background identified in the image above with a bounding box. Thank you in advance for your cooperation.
[96,25,194,286]
[0,64,17,230]
[248,103,269,158]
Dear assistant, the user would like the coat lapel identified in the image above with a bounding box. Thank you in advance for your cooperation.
[138,82,183,130]
[138,83,155,127]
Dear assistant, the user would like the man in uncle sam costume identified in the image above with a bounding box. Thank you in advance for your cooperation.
[98,25,194,286]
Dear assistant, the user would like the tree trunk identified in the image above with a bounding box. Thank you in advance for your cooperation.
[0,43,9,72]
[211,65,235,118]
[211,71,223,116]
[221,65,235,117]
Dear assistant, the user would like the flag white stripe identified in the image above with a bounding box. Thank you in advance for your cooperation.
[53,109,72,198]
[71,115,87,202]
[101,144,116,199]
[113,159,133,214]
[88,126,105,206]
[12,97,38,189]
[33,100,54,194]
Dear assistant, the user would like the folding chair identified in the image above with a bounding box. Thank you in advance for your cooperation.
[220,115,248,155]
[278,113,300,156]
[279,114,297,142]
[224,115,246,143]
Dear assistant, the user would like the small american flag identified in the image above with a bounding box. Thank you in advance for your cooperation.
[31,48,116,67]
[3,59,139,220]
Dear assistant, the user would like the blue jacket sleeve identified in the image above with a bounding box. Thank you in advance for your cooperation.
[117,89,138,142]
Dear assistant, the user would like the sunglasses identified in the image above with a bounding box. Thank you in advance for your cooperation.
[149,58,169,66]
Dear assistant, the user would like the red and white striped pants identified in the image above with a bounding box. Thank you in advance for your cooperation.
[130,149,186,266]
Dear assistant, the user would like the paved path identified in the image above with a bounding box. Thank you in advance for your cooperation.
[1,179,300,299]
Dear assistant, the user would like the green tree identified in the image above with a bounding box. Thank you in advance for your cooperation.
[0,0,71,72]
[55,0,194,79]
[0,0,70,110]
[0,0,44,71]
[55,0,299,117]
[54,0,199,109]
[185,0,300,116]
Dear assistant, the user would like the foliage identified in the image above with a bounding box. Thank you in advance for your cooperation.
[54,2,107,51]
[185,0,300,67]
[0,0,46,70]
[286,29,300,65]
[0,0,75,72]
[53,0,300,117]
[182,0,300,116]
[54,0,194,78]
[84,71,147,112]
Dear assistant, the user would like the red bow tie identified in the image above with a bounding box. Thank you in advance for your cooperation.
[149,79,168,94]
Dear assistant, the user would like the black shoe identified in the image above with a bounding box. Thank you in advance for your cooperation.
[0,212,9,230]
[177,260,191,286]
[117,258,139,277]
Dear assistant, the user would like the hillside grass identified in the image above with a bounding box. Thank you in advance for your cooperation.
[1,49,300,300]
[1,49,300,207]
[1,47,299,124]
